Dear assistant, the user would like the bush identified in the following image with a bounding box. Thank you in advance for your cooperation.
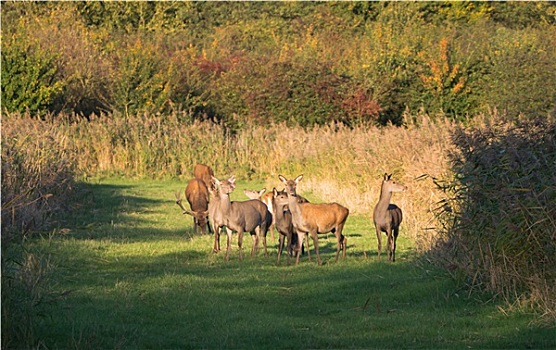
[431,115,556,322]
[1,34,64,116]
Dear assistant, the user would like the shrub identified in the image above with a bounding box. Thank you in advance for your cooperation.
[1,33,64,116]
[431,115,556,322]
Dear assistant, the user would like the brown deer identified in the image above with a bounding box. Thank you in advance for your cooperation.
[272,188,305,265]
[175,178,210,235]
[193,164,215,190]
[211,176,271,261]
[278,174,349,265]
[373,173,407,262]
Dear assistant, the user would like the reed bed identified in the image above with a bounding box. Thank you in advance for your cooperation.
[2,111,454,249]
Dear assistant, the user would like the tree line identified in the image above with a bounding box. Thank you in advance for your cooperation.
[2,1,555,128]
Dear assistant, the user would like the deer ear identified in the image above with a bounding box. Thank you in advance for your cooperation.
[260,188,266,196]
[383,173,389,180]
[273,188,278,196]
[211,176,220,185]
[294,174,303,183]
[278,175,287,183]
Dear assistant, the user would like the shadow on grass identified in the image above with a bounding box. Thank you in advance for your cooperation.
[29,179,555,349]
[43,250,556,349]
[59,181,198,242]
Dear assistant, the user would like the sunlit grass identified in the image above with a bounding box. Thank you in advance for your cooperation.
[23,178,555,349]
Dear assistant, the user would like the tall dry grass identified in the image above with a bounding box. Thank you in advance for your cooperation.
[1,114,76,242]
[2,111,454,249]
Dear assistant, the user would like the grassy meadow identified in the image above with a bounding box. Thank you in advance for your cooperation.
[2,111,555,348]
[9,177,554,349]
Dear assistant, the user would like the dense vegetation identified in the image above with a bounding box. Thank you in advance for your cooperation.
[2,2,555,126]
[2,2,555,347]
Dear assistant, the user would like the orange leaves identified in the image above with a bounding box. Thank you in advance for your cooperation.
[418,38,466,96]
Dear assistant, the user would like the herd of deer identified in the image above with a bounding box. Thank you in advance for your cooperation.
[175,164,407,265]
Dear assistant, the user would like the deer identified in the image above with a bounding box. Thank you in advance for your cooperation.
[373,173,407,262]
[175,178,211,235]
[244,187,310,243]
[193,163,215,190]
[211,176,271,261]
[243,188,276,241]
[272,188,306,265]
[208,184,224,253]
[278,174,349,265]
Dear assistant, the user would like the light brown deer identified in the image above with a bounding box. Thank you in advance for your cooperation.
[193,164,215,190]
[212,176,271,261]
[278,174,349,265]
[208,184,224,253]
[175,178,210,235]
[373,173,407,262]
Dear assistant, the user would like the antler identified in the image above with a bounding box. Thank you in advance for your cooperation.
[175,190,188,213]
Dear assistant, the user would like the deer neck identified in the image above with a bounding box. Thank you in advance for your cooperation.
[287,193,303,223]
[218,191,233,214]
[274,202,288,221]
[376,185,393,216]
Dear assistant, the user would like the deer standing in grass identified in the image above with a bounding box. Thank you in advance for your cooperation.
[244,187,310,243]
[212,176,271,261]
[278,174,349,265]
[243,188,276,241]
[175,178,211,235]
[272,188,307,265]
[373,173,407,262]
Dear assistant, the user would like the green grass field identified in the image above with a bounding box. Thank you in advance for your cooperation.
[22,178,554,349]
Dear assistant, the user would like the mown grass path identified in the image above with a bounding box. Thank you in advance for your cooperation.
[30,178,554,349]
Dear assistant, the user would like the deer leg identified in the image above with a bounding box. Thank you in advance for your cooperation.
[392,228,399,262]
[335,223,347,261]
[237,229,244,261]
[277,234,285,265]
[336,234,347,261]
[295,231,304,265]
[207,220,213,234]
[286,234,292,265]
[310,231,322,266]
[305,233,312,262]
[213,220,221,253]
[251,227,259,257]
[386,229,394,262]
[260,226,268,257]
[270,221,276,242]
[376,227,382,261]
[225,227,233,262]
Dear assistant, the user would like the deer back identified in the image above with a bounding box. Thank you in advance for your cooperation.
[228,200,266,233]
[185,178,210,212]
[193,164,215,190]
[298,202,349,232]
